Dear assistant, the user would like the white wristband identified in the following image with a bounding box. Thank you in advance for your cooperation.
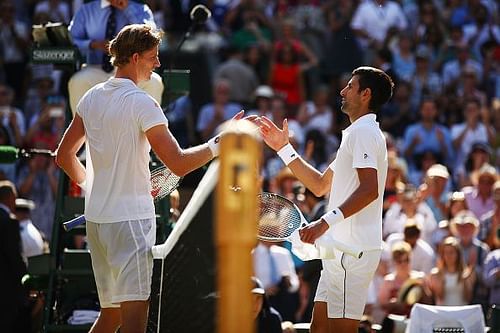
[207,135,221,158]
[277,143,298,166]
[78,180,87,192]
[322,208,344,228]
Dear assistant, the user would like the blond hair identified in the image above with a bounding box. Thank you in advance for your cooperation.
[108,24,163,68]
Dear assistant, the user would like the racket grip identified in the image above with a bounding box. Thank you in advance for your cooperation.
[63,215,86,231]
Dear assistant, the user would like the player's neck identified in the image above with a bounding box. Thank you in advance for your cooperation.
[115,67,139,85]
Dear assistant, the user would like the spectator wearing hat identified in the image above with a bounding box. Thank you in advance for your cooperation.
[463,163,498,220]
[456,141,493,188]
[378,241,426,317]
[383,184,437,245]
[248,85,274,118]
[450,210,491,311]
[420,163,452,223]
[385,221,436,274]
[251,277,283,333]
[383,151,407,217]
[427,236,476,306]
[15,198,44,261]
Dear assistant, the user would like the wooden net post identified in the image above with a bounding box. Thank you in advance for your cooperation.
[216,120,261,333]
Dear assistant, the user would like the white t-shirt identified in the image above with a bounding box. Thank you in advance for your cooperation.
[327,114,388,251]
[77,78,168,223]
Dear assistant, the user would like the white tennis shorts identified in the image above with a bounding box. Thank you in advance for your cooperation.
[314,248,381,320]
[86,218,156,308]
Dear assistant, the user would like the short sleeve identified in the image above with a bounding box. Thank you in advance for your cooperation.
[136,94,168,132]
[351,126,381,169]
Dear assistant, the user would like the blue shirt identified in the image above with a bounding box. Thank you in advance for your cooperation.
[69,0,156,65]
[402,123,454,169]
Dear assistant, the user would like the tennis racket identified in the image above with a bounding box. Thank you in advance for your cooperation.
[258,192,363,259]
[63,166,182,231]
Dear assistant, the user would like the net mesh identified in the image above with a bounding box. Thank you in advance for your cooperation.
[147,162,218,333]
[150,166,182,201]
[257,192,302,241]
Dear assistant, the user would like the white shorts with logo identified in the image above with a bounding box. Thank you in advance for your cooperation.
[86,218,156,308]
[314,248,381,320]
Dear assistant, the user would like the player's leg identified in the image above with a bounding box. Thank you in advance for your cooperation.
[328,318,359,333]
[120,300,149,333]
[89,307,121,333]
[310,301,329,333]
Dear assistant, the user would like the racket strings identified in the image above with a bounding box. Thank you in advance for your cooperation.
[150,167,182,200]
[257,193,302,240]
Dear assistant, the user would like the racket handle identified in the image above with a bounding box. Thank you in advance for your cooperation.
[63,215,86,231]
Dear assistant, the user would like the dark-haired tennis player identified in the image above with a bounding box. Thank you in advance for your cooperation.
[56,24,243,333]
[258,67,394,333]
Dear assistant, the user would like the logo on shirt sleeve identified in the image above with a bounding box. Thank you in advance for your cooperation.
[363,153,368,159]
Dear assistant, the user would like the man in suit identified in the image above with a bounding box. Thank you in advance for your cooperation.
[0,180,28,332]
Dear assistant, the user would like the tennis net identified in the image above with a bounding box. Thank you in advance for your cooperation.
[147,161,219,333]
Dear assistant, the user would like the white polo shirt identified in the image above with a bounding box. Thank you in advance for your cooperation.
[77,78,168,223]
[327,114,387,251]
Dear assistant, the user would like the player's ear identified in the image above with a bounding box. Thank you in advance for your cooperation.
[132,53,140,64]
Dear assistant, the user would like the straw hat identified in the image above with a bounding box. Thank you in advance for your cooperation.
[450,210,479,237]
[426,163,450,179]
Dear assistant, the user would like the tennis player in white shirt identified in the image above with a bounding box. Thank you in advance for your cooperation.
[258,67,394,333]
[56,24,246,333]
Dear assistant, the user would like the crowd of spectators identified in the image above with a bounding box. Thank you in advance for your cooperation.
[0,0,499,331]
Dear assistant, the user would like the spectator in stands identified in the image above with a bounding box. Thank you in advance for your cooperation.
[385,221,436,274]
[383,152,407,217]
[23,75,57,126]
[380,81,416,139]
[251,277,283,333]
[34,0,71,24]
[0,180,28,333]
[248,85,274,118]
[196,78,242,141]
[480,180,500,250]
[390,33,416,83]
[402,97,454,176]
[297,85,334,137]
[442,43,482,89]
[463,163,497,220]
[15,198,45,260]
[383,184,436,244]
[0,83,25,148]
[456,141,493,188]
[378,241,426,317]
[428,236,476,305]
[17,143,59,242]
[420,163,452,224]
[450,210,491,312]
[252,240,300,322]
[322,0,362,82]
[409,45,443,110]
[214,45,259,107]
[0,1,30,106]
[350,0,408,63]
[68,0,163,115]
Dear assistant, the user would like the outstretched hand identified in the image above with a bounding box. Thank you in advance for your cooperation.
[257,116,290,152]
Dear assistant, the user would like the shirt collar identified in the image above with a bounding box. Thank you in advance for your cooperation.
[101,0,111,9]
[345,113,377,131]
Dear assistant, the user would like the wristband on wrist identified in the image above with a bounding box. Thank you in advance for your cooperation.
[207,135,221,158]
[322,208,344,228]
[277,143,298,166]
[78,180,87,192]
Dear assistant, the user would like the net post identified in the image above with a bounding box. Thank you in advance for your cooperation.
[216,120,261,333]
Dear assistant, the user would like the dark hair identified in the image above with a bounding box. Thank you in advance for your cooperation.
[109,24,163,67]
[352,66,394,112]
